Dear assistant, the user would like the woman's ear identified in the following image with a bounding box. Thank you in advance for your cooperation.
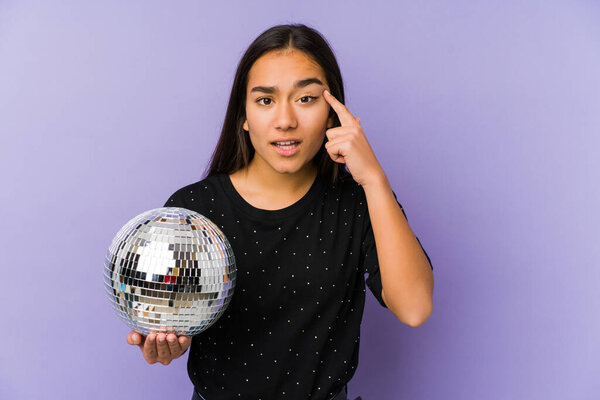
[243,119,249,131]
[326,115,334,129]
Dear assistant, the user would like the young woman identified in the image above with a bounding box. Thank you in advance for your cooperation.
[126,23,434,400]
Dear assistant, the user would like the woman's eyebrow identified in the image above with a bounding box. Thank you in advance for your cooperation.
[250,77,324,94]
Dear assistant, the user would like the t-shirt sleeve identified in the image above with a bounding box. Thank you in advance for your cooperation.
[163,189,187,208]
[361,192,434,309]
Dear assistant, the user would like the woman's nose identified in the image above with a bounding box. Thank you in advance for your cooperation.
[274,101,297,130]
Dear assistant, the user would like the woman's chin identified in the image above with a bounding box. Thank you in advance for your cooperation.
[270,163,314,177]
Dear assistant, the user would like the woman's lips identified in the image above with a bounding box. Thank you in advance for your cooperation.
[272,140,300,156]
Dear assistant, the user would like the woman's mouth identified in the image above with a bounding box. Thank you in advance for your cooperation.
[272,140,300,156]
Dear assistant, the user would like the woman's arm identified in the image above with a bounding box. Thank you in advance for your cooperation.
[321,89,433,326]
[363,174,434,327]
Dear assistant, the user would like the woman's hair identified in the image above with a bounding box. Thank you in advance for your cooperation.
[205,23,349,184]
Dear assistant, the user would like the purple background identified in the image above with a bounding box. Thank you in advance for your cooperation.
[1,1,599,399]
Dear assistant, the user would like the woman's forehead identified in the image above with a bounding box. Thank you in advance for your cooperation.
[247,50,326,89]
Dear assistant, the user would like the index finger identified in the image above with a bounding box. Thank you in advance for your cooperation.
[144,332,159,361]
[323,89,356,126]
[155,332,172,360]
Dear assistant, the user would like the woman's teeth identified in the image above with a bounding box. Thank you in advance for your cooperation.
[274,141,299,150]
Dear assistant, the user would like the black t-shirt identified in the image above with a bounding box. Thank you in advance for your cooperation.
[164,172,433,400]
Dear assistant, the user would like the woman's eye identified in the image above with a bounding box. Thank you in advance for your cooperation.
[257,98,272,106]
[257,96,317,106]
[300,96,318,103]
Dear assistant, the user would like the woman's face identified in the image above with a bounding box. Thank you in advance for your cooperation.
[243,49,334,177]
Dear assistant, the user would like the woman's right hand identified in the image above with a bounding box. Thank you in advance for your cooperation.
[126,329,191,365]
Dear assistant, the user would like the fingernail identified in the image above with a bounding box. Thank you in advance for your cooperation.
[324,89,330,95]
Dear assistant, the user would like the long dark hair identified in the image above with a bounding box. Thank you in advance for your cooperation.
[204,23,349,184]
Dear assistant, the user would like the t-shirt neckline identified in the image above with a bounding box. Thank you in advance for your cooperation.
[217,172,325,220]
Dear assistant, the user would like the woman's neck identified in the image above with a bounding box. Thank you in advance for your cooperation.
[229,161,318,210]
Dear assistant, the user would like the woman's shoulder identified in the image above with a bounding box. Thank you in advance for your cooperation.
[163,173,224,206]
[327,171,366,197]
[316,172,369,212]
[326,172,402,209]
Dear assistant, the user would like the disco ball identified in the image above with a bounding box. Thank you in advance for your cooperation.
[103,207,236,336]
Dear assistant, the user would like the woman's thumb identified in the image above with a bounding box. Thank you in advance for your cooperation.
[127,331,144,346]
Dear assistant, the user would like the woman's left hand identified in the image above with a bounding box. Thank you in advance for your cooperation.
[322,89,386,187]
